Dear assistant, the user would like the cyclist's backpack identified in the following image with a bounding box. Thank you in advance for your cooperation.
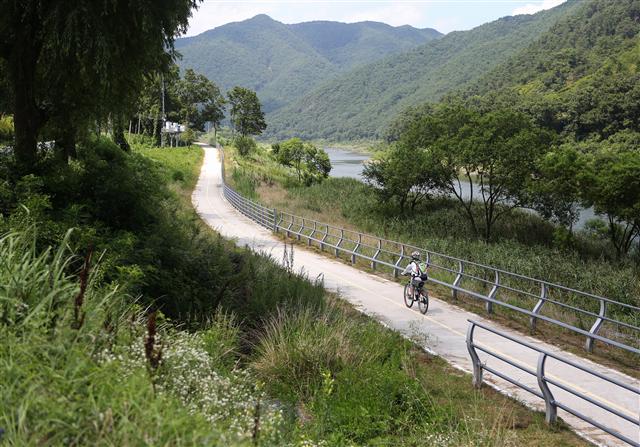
[418,262,428,281]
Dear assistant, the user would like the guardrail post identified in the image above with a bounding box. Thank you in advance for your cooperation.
[586,300,607,353]
[536,353,557,425]
[530,282,548,332]
[272,209,278,232]
[371,239,382,271]
[486,270,500,314]
[335,229,344,257]
[286,216,293,238]
[351,233,361,264]
[308,221,316,246]
[466,323,483,388]
[297,218,303,241]
[393,245,405,278]
[452,260,464,300]
[320,224,328,251]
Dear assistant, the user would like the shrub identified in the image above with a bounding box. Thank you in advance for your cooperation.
[0,114,13,142]
[234,135,257,156]
[180,128,196,145]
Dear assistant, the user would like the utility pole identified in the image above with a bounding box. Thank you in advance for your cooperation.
[160,74,166,147]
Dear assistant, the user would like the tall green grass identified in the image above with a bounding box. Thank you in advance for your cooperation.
[250,300,584,446]
[0,229,291,446]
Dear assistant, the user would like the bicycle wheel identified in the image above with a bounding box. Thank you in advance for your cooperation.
[418,289,429,314]
[403,284,414,308]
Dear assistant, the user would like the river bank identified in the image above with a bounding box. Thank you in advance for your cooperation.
[323,148,601,231]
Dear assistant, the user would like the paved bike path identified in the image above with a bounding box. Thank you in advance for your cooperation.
[192,145,639,447]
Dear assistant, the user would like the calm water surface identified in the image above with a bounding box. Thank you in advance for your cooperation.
[325,147,599,230]
[324,147,370,180]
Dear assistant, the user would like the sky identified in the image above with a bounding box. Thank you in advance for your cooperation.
[185,0,568,36]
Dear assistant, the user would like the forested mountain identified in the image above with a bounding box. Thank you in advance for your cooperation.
[175,15,441,112]
[266,1,582,141]
[461,0,640,141]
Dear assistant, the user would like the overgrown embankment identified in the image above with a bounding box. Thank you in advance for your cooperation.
[0,138,586,446]
[223,142,640,373]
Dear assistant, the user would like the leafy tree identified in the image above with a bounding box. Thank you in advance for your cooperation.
[175,69,225,133]
[132,65,184,146]
[303,144,331,183]
[277,138,306,181]
[0,0,199,172]
[227,87,266,137]
[581,137,640,258]
[399,104,553,240]
[275,138,330,184]
[529,144,587,231]
[363,142,443,214]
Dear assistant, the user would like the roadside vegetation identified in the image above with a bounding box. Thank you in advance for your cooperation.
[0,139,586,446]
[223,140,640,374]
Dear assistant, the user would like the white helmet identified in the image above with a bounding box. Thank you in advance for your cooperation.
[411,251,421,260]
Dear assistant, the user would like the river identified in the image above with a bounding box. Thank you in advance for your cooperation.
[324,147,599,230]
[324,147,370,180]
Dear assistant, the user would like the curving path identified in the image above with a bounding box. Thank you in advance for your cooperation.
[192,144,639,447]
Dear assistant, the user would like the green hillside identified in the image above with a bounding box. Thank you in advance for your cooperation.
[461,0,640,141]
[175,15,441,112]
[266,1,582,141]
[289,20,441,67]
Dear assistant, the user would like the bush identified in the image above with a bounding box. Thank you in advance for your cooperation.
[180,128,196,145]
[234,135,257,156]
[0,114,13,142]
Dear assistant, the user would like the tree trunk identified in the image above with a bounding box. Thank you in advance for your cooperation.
[10,37,41,173]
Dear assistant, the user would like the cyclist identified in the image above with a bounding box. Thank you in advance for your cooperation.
[402,251,428,299]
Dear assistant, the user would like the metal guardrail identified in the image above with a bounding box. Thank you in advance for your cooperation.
[220,147,276,230]
[467,319,640,447]
[218,147,640,356]
[223,184,276,230]
[272,212,640,355]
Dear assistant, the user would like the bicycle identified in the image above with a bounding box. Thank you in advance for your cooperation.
[403,276,429,314]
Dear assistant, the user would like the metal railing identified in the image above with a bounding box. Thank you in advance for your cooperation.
[467,319,640,447]
[273,211,640,355]
[223,184,276,230]
[218,148,640,356]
